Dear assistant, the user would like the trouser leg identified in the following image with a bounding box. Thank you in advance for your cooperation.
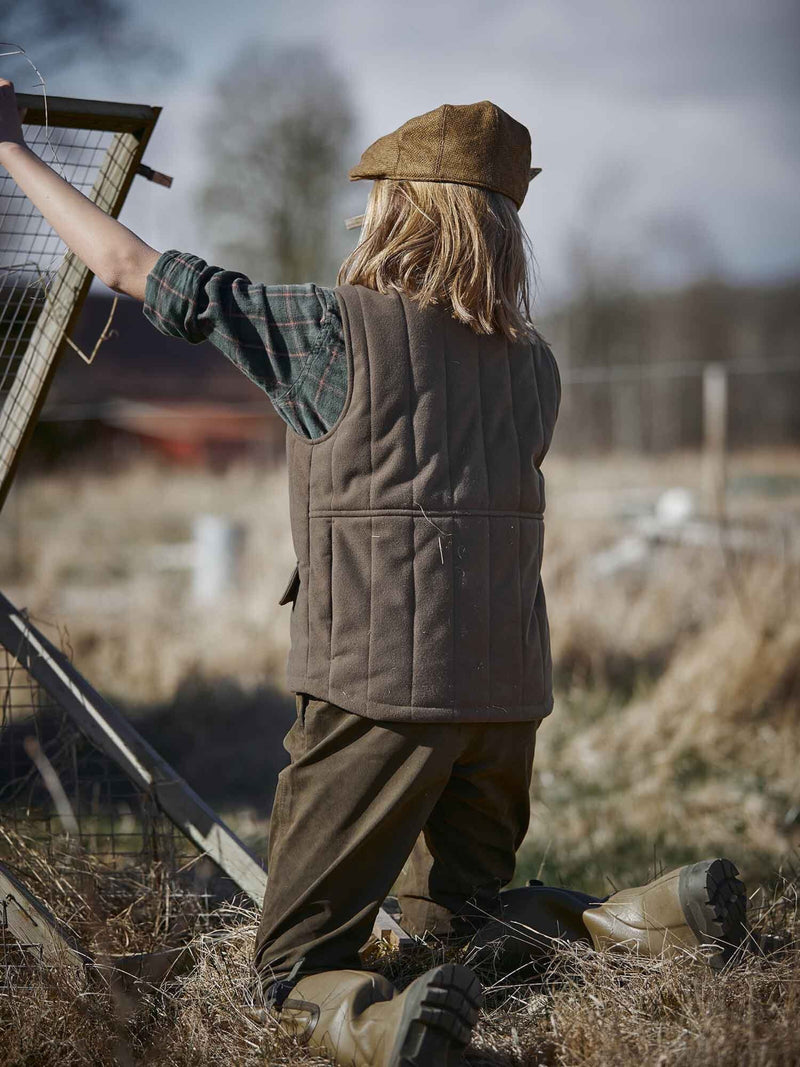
[254,694,460,990]
[395,720,539,939]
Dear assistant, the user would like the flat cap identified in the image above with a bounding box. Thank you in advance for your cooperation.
[349,101,540,210]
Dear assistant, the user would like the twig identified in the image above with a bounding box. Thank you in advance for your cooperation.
[23,735,79,837]
[415,501,451,564]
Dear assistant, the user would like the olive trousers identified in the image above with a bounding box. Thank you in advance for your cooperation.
[254,693,538,989]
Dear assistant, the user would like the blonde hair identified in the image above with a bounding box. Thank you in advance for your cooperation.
[337,179,537,343]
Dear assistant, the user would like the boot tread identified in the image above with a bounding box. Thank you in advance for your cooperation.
[392,963,482,1067]
[679,857,748,970]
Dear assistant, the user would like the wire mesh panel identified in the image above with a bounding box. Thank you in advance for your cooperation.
[0,95,161,511]
[0,649,201,871]
[0,610,264,979]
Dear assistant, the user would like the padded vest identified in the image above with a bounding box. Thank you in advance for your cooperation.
[282,284,560,723]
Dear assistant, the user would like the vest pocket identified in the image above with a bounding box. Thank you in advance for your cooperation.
[278,563,301,607]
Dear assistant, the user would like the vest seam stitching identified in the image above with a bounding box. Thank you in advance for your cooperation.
[324,289,358,700]
[307,508,544,519]
[304,445,312,684]
[507,340,525,708]
[326,498,333,703]
[398,293,417,710]
[442,315,456,712]
[528,344,547,702]
[364,286,374,712]
[476,339,492,706]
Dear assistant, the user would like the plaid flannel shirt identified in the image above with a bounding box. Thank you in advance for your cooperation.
[143,250,348,439]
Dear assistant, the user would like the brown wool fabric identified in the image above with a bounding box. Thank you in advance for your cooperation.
[282,284,561,724]
[349,100,537,209]
[254,693,538,983]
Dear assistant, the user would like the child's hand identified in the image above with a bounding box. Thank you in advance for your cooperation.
[0,79,27,156]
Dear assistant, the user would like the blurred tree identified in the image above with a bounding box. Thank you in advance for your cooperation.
[2,0,178,78]
[198,44,358,284]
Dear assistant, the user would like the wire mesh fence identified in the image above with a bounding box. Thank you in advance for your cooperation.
[0,611,258,982]
[0,648,200,869]
[0,96,160,512]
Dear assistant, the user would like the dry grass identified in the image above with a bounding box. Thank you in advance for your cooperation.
[2,462,296,700]
[2,449,799,1062]
[1,830,798,1066]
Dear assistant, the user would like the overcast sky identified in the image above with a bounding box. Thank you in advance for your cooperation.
[7,0,800,307]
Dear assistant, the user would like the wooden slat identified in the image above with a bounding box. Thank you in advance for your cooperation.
[16,94,158,135]
[0,861,89,974]
[0,593,267,904]
[0,593,413,947]
[0,862,193,993]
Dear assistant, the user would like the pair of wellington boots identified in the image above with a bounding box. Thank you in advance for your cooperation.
[269,859,747,1067]
[469,857,749,973]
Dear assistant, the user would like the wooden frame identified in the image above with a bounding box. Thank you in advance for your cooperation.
[0,859,89,975]
[0,95,162,512]
[0,860,196,993]
[0,592,410,947]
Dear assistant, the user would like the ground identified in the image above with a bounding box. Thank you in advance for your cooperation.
[1,449,799,1063]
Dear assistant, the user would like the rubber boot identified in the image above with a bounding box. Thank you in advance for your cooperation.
[468,882,599,971]
[582,857,748,970]
[274,963,482,1067]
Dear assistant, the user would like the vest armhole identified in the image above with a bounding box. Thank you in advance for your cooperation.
[283,285,358,446]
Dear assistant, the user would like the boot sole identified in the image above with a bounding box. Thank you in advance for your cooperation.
[389,963,482,1067]
[678,858,748,970]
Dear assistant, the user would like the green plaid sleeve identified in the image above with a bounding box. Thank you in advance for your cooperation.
[142,250,348,439]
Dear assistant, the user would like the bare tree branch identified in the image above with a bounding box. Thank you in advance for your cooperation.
[198,44,357,284]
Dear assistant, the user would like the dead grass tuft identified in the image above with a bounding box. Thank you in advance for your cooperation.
[2,450,799,1061]
[2,836,797,1066]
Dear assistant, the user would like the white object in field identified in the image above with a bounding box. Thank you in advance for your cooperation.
[191,514,246,606]
[654,488,694,526]
[149,514,246,605]
[586,535,649,578]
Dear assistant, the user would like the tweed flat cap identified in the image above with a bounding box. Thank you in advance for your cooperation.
[349,101,540,210]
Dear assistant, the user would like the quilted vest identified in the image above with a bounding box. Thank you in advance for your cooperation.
[281,284,560,723]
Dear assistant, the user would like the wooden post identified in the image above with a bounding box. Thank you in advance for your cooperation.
[703,362,728,520]
[191,515,245,606]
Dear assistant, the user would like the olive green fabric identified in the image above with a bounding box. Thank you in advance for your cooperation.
[349,101,539,209]
[253,693,537,986]
[284,283,561,723]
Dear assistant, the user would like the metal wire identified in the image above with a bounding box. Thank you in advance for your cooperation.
[0,648,197,867]
[0,124,113,503]
[0,640,243,976]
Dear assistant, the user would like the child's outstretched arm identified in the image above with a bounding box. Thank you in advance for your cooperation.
[0,79,159,300]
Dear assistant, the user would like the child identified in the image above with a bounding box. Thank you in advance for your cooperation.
[0,85,748,1067]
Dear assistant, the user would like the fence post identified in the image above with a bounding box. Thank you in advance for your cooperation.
[703,362,728,520]
[191,515,245,606]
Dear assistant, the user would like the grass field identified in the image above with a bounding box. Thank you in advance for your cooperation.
[1,449,799,1064]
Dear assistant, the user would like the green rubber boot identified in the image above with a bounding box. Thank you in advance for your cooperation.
[582,858,748,969]
[274,963,482,1067]
[467,882,599,970]
[469,859,748,973]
